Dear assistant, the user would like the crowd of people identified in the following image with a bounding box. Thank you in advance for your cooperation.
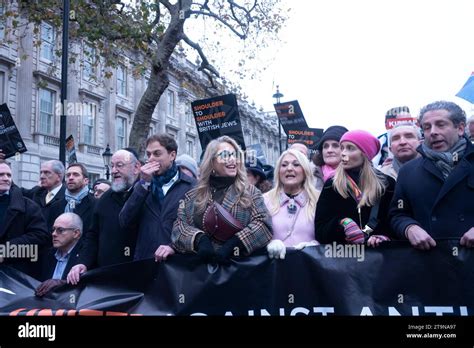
[0,100,473,297]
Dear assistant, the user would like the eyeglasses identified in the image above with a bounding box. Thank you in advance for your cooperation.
[110,162,130,169]
[51,227,77,234]
[215,150,237,161]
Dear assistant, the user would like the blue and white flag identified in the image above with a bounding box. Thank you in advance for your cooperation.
[456,72,474,104]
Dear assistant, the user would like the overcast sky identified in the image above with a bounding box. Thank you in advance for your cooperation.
[242,0,474,136]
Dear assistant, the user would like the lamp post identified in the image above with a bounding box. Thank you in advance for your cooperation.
[102,144,112,180]
[272,85,284,153]
[59,0,70,165]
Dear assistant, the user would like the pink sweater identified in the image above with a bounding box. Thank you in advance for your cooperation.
[264,191,319,247]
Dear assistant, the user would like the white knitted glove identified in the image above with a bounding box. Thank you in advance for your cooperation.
[267,239,286,259]
[293,240,319,250]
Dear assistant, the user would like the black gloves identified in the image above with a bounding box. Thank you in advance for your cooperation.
[215,235,244,264]
[196,234,215,262]
[35,279,66,297]
[195,234,244,264]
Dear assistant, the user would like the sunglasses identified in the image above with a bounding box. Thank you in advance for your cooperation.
[215,150,238,161]
[51,227,77,234]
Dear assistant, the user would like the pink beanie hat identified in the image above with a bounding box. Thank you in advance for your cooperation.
[340,130,381,160]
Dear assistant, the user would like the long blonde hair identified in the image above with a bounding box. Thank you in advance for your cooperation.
[194,136,251,214]
[265,149,319,220]
[333,156,387,208]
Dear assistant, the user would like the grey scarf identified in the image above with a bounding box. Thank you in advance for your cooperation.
[392,157,403,175]
[64,186,89,212]
[421,137,467,179]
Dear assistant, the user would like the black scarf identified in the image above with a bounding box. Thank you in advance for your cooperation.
[209,175,236,204]
[151,162,178,201]
[346,168,362,185]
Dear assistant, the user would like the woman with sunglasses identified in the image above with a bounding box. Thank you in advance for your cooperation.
[315,130,395,247]
[169,136,272,264]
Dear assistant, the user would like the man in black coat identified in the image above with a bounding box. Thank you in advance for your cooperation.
[35,212,84,297]
[0,160,49,276]
[22,160,66,231]
[390,101,474,250]
[67,149,141,285]
[119,134,196,261]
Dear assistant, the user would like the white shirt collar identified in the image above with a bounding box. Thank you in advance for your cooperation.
[49,184,63,197]
[162,171,180,196]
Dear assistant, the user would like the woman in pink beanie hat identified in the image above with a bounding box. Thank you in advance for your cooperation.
[339,130,381,161]
[315,130,395,247]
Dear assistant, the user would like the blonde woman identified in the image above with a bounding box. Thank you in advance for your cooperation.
[171,136,272,264]
[264,149,320,259]
[315,130,395,247]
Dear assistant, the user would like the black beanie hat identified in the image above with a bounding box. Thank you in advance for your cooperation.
[317,125,349,151]
[245,158,266,180]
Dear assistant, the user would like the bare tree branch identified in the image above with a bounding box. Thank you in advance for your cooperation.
[202,69,217,89]
[201,0,210,11]
[232,0,257,13]
[158,0,174,13]
[229,0,256,23]
[188,9,246,39]
[150,0,161,27]
[229,3,247,31]
[181,32,220,80]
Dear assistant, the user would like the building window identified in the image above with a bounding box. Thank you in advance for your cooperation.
[186,140,194,157]
[149,121,157,137]
[83,103,96,144]
[117,65,127,96]
[166,127,177,139]
[40,22,55,61]
[0,5,5,40]
[167,90,175,118]
[186,108,194,125]
[39,88,55,135]
[116,116,127,149]
[0,71,4,104]
[83,44,97,81]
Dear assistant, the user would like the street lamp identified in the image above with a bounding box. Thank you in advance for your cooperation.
[272,85,284,153]
[102,143,112,180]
[59,0,70,165]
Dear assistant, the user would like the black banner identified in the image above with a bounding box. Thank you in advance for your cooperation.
[1,241,473,317]
[274,100,308,134]
[286,127,324,158]
[0,103,27,159]
[191,94,246,151]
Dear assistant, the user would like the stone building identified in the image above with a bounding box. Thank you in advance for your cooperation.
[0,4,281,188]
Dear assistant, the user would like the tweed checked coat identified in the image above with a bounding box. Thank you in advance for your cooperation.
[172,184,272,255]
